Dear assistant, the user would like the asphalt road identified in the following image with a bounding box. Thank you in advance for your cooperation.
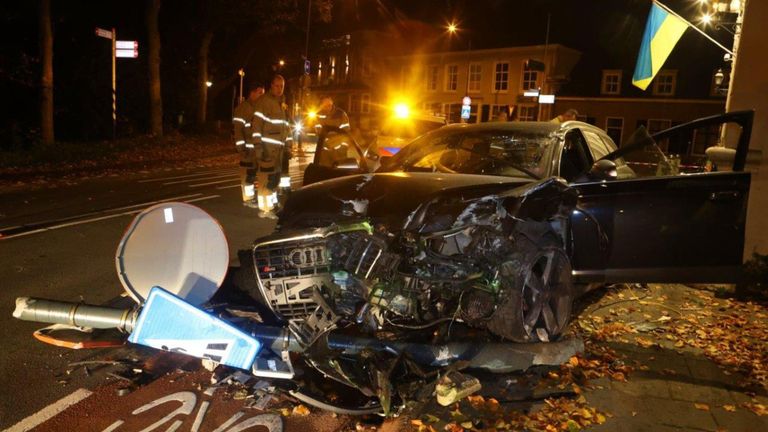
[0,155,310,429]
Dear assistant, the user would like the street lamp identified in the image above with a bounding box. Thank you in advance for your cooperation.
[279,59,285,67]
[205,80,213,87]
[238,68,245,103]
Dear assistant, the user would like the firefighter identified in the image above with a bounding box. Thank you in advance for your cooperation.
[314,96,351,134]
[233,85,264,207]
[249,75,293,218]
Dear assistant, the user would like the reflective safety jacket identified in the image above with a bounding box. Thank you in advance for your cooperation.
[315,106,350,132]
[233,99,258,151]
[250,93,293,150]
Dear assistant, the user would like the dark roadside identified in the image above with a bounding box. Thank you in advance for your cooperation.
[0,131,237,193]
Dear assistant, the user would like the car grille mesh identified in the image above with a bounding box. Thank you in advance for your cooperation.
[253,230,388,320]
[254,238,330,319]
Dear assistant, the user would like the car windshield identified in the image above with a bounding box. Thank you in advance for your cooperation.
[379,126,556,179]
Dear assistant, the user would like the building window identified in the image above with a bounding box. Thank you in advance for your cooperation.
[361,93,370,113]
[522,62,538,91]
[427,65,438,91]
[605,117,624,145]
[601,70,622,95]
[653,71,676,96]
[445,65,458,92]
[519,105,537,121]
[330,56,336,81]
[692,125,720,155]
[494,62,509,92]
[468,63,482,93]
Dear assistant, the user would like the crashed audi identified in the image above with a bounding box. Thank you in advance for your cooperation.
[13,111,753,414]
[245,111,753,344]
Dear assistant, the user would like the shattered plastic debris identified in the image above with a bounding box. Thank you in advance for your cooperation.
[436,371,482,406]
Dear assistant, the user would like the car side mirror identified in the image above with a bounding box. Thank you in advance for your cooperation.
[589,159,618,180]
[334,158,360,170]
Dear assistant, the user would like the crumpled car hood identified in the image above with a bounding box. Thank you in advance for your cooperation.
[280,172,533,228]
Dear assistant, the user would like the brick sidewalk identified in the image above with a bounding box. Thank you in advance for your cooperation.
[577,283,767,432]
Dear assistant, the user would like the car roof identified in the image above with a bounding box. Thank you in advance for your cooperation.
[442,120,610,138]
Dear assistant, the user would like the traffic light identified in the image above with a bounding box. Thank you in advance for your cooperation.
[525,59,546,71]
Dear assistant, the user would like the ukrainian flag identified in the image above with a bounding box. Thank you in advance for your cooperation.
[632,1,689,90]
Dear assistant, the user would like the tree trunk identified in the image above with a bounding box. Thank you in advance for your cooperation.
[146,0,163,137]
[196,31,213,125]
[39,0,54,145]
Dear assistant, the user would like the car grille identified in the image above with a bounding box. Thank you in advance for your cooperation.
[252,226,389,320]
[254,237,331,320]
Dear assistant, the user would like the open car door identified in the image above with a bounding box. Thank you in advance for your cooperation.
[303,128,369,186]
[568,111,753,284]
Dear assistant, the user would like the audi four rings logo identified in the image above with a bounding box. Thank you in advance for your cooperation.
[288,247,327,267]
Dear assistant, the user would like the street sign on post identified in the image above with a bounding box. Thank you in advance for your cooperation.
[461,104,471,120]
[462,96,472,106]
[95,27,113,39]
[116,40,137,50]
[538,94,555,104]
[116,48,139,58]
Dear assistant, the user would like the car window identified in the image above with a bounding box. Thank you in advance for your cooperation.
[559,130,593,182]
[385,128,555,179]
[316,132,364,168]
[614,120,744,177]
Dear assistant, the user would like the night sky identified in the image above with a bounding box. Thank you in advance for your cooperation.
[0,0,733,143]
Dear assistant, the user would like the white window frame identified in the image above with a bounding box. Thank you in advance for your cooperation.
[653,70,677,96]
[445,64,459,92]
[521,62,539,92]
[427,65,439,92]
[361,93,370,114]
[601,70,622,95]
[605,117,624,145]
[468,63,482,93]
[493,62,509,93]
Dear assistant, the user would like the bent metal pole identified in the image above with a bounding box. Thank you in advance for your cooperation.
[13,297,137,333]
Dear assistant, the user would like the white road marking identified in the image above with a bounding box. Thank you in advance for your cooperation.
[138,169,236,183]
[0,193,202,234]
[5,388,92,432]
[216,184,241,190]
[0,195,220,240]
[187,178,240,187]
[164,173,239,186]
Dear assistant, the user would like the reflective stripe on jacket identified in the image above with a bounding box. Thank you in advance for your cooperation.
[250,94,290,147]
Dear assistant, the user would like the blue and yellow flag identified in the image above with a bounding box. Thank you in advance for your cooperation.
[632,1,689,90]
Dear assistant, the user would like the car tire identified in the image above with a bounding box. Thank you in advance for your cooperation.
[486,230,574,343]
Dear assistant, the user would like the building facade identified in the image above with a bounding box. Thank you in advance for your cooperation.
[307,33,581,131]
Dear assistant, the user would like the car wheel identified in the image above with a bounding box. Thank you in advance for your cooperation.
[486,232,574,343]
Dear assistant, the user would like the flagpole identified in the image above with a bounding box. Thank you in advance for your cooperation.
[653,0,734,56]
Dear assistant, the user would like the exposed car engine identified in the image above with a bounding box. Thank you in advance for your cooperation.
[246,178,577,348]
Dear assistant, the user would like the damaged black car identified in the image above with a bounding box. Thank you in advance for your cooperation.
[13,111,753,415]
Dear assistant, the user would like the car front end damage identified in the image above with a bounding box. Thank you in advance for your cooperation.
[232,176,580,408]
[13,176,583,415]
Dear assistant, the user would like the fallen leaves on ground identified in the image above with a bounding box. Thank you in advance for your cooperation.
[576,284,768,391]
[0,133,235,191]
[413,394,608,432]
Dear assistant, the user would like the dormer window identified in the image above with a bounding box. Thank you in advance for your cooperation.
[601,70,622,95]
[653,70,677,96]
